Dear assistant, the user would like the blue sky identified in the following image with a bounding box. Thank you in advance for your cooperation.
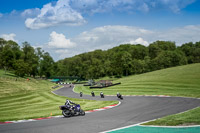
[0,0,200,61]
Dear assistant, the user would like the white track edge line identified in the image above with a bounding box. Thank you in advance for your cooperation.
[100,105,200,133]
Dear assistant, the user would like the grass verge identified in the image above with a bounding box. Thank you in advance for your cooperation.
[0,70,117,122]
[143,107,200,126]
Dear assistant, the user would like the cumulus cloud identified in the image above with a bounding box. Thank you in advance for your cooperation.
[53,25,155,58]
[75,25,153,49]
[21,8,40,17]
[23,0,195,29]
[48,31,76,48]
[51,24,199,59]
[157,25,200,45]
[25,0,86,29]
[128,38,149,46]
[1,33,18,42]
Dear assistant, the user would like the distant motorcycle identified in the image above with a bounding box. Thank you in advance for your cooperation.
[100,92,104,98]
[91,91,95,97]
[117,93,123,100]
[59,104,85,117]
[80,92,83,97]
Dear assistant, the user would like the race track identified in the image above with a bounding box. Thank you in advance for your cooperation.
[0,84,200,133]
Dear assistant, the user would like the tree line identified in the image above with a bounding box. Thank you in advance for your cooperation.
[54,41,200,79]
[0,38,54,77]
[0,38,200,79]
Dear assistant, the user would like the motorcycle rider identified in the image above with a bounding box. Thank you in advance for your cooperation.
[117,92,123,99]
[65,99,75,108]
[91,91,95,97]
[100,92,104,98]
[80,92,83,97]
[117,92,121,98]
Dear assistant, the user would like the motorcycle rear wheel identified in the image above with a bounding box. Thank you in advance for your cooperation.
[62,110,71,117]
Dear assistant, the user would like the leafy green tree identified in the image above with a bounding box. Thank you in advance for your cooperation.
[121,52,132,76]
[131,59,145,74]
[1,47,15,73]
[0,39,22,73]
[14,59,29,77]
[151,50,187,70]
[130,44,149,60]
[0,38,6,48]
[0,38,7,69]
[22,42,39,77]
[40,52,54,78]
[149,41,176,59]
[179,42,200,63]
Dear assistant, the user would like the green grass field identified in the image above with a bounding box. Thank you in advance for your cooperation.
[75,63,200,98]
[74,63,200,126]
[0,70,117,122]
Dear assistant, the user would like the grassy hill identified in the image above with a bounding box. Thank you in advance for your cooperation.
[74,63,200,126]
[0,70,117,122]
[75,63,200,98]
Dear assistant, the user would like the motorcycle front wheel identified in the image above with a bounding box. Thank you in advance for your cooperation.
[80,109,85,116]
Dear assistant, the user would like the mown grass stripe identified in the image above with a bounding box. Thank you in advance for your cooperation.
[38,92,64,103]
[0,93,40,105]
[0,101,51,113]
[0,98,47,111]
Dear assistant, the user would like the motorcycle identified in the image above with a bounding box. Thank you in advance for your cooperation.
[80,92,83,97]
[100,93,104,98]
[117,94,123,100]
[59,104,85,117]
[91,91,95,97]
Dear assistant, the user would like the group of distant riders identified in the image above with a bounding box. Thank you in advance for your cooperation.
[64,91,123,109]
[79,91,123,99]
[60,86,123,117]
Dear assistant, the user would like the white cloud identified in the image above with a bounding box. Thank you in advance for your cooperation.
[1,33,18,42]
[25,0,86,29]
[62,25,155,57]
[128,38,149,46]
[44,24,200,60]
[48,31,76,48]
[23,0,195,29]
[55,49,69,54]
[53,24,200,59]
[157,25,200,45]
[21,8,40,17]
[75,25,153,47]
[69,0,195,14]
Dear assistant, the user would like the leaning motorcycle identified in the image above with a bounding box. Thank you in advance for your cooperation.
[100,93,104,98]
[117,94,123,100]
[59,104,85,117]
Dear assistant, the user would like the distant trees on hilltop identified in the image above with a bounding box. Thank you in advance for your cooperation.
[54,41,200,79]
[0,38,200,79]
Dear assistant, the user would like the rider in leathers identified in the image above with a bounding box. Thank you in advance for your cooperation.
[65,99,75,108]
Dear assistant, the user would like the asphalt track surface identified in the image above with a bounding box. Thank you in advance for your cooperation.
[0,84,200,133]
